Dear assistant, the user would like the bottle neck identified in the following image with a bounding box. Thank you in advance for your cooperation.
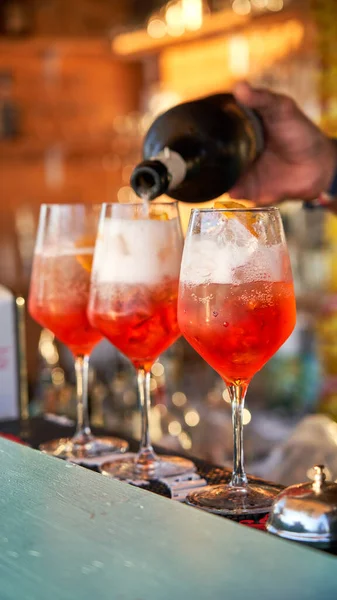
[130,148,187,200]
[153,148,187,190]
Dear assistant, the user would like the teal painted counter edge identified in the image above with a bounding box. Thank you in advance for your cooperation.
[0,438,335,600]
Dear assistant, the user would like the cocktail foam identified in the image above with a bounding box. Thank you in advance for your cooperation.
[180,234,284,285]
[93,218,182,285]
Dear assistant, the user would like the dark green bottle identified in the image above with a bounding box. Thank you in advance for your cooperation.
[130,93,264,203]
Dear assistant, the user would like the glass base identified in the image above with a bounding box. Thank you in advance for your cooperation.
[186,482,281,516]
[100,453,196,482]
[39,435,129,460]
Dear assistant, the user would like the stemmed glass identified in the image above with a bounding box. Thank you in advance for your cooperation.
[88,201,195,481]
[178,207,296,515]
[29,204,128,459]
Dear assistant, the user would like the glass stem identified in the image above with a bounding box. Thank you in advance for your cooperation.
[74,354,92,442]
[228,383,248,487]
[136,368,157,466]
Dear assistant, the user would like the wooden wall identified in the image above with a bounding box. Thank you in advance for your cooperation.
[0,38,143,294]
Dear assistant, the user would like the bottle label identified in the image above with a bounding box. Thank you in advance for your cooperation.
[151,148,187,190]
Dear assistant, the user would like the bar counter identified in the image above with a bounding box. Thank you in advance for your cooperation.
[0,436,336,600]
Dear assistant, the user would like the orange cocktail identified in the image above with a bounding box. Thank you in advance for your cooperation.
[179,280,296,385]
[29,253,102,357]
[178,206,296,515]
[29,204,128,459]
[89,279,179,372]
[88,201,195,481]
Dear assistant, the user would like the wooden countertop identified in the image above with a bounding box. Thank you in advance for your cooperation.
[0,437,335,600]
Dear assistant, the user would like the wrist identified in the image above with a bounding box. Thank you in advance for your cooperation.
[327,139,337,194]
[305,139,337,210]
[323,138,337,195]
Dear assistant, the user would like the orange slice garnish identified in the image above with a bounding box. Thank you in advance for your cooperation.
[214,200,258,237]
[131,204,169,221]
[75,235,96,273]
[213,200,248,209]
[150,211,169,221]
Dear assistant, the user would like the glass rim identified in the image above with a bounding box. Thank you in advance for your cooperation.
[102,200,178,208]
[191,206,279,214]
[40,203,101,208]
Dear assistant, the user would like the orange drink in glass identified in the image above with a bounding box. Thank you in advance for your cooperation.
[178,207,296,515]
[29,204,128,459]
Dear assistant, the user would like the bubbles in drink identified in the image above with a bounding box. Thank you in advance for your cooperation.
[29,251,102,356]
[178,209,296,383]
[180,231,285,286]
[179,280,296,383]
[88,209,183,369]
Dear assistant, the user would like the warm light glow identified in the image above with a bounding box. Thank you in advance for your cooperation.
[151,362,165,377]
[251,0,266,8]
[179,431,192,450]
[243,408,252,425]
[117,186,139,204]
[228,35,250,76]
[167,23,185,37]
[248,19,304,64]
[39,332,59,365]
[148,89,181,117]
[40,329,54,342]
[165,2,182,27]
[113,4,250,57]
[123,115,135,133]
[232,0,252,16]
[222,389,231,403]
[147,18,167,39]
[306,466,332,481]
[51,368,65,386]
[168,420,182,436]
[159,20,303,102]
[184,410,200,427]
[266,0,283,11]
[16,296,25,307]
[172,391,187,406]
[154,403,168,416]
[150,378,158,392]
[181,0,203,31]
[149,406,163,443]
[166,3,185,36]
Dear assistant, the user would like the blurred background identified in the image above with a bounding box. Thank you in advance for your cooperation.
[1,0,337,483]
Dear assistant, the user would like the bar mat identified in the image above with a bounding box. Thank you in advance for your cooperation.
[85,460,279,529]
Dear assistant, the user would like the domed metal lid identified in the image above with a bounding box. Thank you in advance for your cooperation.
[266,465,337,545]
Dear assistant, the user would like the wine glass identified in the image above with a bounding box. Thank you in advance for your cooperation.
[29,204,129,459]
[178,207,296,515]
[88,201,195,481]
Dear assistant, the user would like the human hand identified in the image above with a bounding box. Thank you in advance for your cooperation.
[230,82,337,205]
